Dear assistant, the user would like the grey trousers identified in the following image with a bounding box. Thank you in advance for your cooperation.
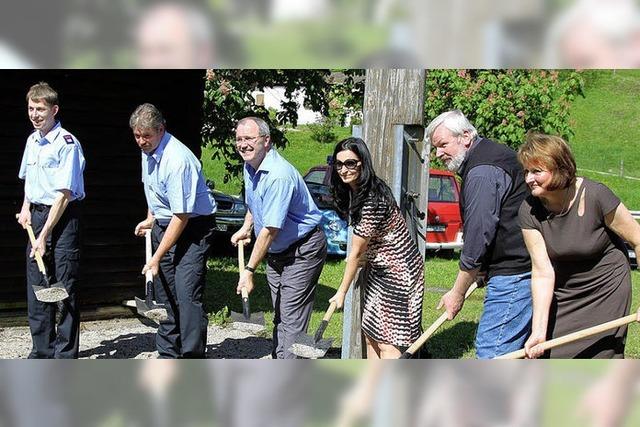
[267,227,327,359]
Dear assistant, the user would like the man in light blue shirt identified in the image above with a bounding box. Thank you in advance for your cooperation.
[17,82,85,359]
[131,103,216,358]
[231,117,327,359]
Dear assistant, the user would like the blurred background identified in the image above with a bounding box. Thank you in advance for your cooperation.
[1,0,640,68]
[1,360,639,427]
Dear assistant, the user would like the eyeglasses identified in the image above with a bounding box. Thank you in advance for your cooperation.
[334,159,360,171]
[235,135,264,144]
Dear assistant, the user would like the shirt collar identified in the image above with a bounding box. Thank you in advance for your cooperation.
[37,121,61,145]
[245,148,277,177]
[146,131,171,164]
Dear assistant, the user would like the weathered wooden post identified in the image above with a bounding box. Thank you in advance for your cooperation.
[341,69,426,358]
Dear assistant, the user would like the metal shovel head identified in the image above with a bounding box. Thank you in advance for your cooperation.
[289,333,334,359]
[135,297,168,323]
[33,283,69,303]
[230,310,265,334]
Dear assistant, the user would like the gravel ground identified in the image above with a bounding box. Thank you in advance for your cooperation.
[0,317,275,359]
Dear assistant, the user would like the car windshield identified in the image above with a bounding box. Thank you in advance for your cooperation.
[305,182,334,210]
[429,175,459,202]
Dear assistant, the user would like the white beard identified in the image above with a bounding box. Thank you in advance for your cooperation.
[446,151,466,173]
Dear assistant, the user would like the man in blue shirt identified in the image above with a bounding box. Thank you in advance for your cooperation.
[17,82,86,359]
[131,103,216,358]
[231,117,327,359]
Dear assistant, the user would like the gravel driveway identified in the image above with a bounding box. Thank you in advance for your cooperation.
[0,317,275,359]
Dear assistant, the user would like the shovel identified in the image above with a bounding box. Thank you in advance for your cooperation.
[289,301,337,359]
[495,312,639,359]
[230,241,265,333]
[135,230,168,323]
[399,281,479,359]
[17,215,69,303]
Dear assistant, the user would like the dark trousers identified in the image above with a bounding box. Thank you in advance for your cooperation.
[267,227,327,359]
[152,215,213,358]
[26,202,81,359]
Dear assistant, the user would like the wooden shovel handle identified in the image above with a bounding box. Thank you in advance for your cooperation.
[496,313,639,359]
[237,242,249,300]
[324,301,337,322]
[144,229,153,283]
[16,214,46,273]
[238,241,245,271]
[405,281,479,355]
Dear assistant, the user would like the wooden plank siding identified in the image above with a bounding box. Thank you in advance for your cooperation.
[0,70,205,318]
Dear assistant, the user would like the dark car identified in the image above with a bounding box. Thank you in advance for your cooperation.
[303,164,348,257]
[206,180,247,238]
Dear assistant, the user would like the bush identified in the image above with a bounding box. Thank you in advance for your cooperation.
[308,113,339,144]
[425,70,584,150]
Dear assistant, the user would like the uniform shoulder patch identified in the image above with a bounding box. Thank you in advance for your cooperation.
[64,135,74,144]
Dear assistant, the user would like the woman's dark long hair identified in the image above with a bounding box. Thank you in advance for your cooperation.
[330,137,398,225]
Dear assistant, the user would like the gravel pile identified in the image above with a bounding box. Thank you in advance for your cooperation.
[0,317,274,359]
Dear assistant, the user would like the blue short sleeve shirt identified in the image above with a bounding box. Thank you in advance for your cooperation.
[18,121,86,205]
[244,149,322,253]
[141,132,216,223]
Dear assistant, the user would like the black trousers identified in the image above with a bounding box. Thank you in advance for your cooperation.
[153,215,213,358]
[26,202,81,359]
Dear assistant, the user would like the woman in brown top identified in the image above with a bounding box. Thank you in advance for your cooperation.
[329,137,424,359]
[518,132,640,358]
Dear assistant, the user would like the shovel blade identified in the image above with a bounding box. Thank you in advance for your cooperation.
[135,297,168,323]
[33,283,69,303]
[289,333,333,359]
[230,310,266,334]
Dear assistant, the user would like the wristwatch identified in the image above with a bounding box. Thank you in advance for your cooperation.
[245,265,256,273]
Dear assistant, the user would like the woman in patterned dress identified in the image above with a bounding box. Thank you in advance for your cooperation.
[328,137,424,359]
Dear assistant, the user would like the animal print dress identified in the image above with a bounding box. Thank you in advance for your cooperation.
[353,195,424,347]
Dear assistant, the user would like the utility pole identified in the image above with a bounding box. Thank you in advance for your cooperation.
[342,69,427,358]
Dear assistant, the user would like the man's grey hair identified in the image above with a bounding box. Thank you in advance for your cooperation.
[129,103,166,130]
[237,117,271,137]
[425,110,478,143]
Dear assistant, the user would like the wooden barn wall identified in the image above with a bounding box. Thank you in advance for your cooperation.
[0,70,205,314]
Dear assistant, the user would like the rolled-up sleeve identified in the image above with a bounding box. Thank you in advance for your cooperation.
[52,143,84,199]
[167,163,198,214]
[459,165,512,271]
[261,178,295,229]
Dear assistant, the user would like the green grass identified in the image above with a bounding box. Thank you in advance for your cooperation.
[204,255,347,349]
[423,257,640,358]
[570,69,640,207]
[201,125,352,195]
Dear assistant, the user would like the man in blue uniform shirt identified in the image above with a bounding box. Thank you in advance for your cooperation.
[231,117,327,359]
[131,103,216,359]
[17,82,86,359]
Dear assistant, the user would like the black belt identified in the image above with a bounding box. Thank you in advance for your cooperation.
[31,203,51,212]
[155,214,215,229]
[31,200,80,213]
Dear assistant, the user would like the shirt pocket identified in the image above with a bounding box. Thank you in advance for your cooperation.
[148,179,167,195]
[40,153,60,169]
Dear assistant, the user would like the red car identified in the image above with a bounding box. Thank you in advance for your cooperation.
[426,169,463,251]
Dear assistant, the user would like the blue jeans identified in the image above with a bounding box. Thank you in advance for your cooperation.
[475,272,532,359]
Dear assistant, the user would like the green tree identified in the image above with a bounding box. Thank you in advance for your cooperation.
[203,69,334,183]
[424,70,584,150]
